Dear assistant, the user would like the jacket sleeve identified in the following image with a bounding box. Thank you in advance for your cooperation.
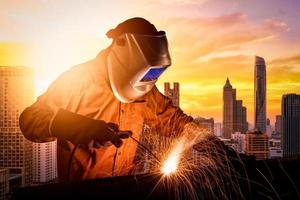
[19,69,78,143]
[147,86,194,137]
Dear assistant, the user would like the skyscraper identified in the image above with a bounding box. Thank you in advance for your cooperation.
[223,78,248,139]
[164,82,179,107]
[223,78,235,139]
[254,56,267,133]
[0,66,34,187]
[282,94,300,157]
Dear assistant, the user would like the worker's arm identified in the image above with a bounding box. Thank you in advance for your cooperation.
[19,70,74,143]
[19,68,130,146]
[147,86,194,137]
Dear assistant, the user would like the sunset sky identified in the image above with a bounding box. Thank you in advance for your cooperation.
[0,0,300,125]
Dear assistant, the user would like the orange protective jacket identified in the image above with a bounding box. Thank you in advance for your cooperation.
[19,49,193,182]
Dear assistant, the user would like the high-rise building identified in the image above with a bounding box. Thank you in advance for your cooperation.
[164,82,179,107]
[32,141,57,184]
[234,100,248,133]
[223,78,236,139]
[254,56,267,133]
[223,78,248,139]
[275,115,282,134]
[194,117,214,133]
[214,123,222,137]
[242,106,248,133]
[234,100,243,132]
[245,131,269,160]
[282,94,300,157]
[0,66,34,188]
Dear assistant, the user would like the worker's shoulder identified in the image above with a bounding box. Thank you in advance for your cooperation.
[144,85,165,101]
[56,59,100,84]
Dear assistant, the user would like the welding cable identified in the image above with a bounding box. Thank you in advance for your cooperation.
[129,136,161,163]
[67,131,161,180]
[111,135,161,177]
[112,148,118,176]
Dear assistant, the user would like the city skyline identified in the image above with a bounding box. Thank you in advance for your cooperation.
[0,0,300,124]
[1,1,300,199]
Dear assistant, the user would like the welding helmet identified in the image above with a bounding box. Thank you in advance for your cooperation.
[106,18,171,103]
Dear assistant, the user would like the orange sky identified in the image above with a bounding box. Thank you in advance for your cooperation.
[0,0,300,125]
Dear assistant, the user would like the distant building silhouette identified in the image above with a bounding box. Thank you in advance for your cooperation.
[275,115,282,134]
[266,118,273,137]
[0,67,34,190]
[223,78,248,139]
[242,106,248,134]
[164,82,179,107]
[282,94,300,157]
[232,132,246,153]
[194,117,214,133]
[214,123,222,137]
[254,56,267,133]
[245,131,269,160]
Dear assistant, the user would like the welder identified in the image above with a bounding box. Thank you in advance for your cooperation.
[19,17,197,182]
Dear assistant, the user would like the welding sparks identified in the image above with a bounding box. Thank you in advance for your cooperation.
[161,138,185,175]
[134,121,248,199]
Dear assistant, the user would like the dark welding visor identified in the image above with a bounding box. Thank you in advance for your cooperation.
[133,33,171,67]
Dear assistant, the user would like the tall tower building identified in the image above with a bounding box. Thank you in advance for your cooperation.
[0,66,34,187]
[223,78,248,138]
[223,78,235,139]
[282,94,300,157]
[164,82,179,107]
[254,56,267,133]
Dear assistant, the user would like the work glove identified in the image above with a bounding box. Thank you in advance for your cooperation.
[50,109,132,148]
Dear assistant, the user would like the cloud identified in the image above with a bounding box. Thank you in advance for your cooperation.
[270,54,300,65]
[159,12,289,70]
[264,18,290,32]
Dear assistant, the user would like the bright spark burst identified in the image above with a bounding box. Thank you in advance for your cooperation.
[161,139,185,175]
[135,121,248,199]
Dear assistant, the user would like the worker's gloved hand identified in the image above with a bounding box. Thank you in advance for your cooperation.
[50,109,132,148]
